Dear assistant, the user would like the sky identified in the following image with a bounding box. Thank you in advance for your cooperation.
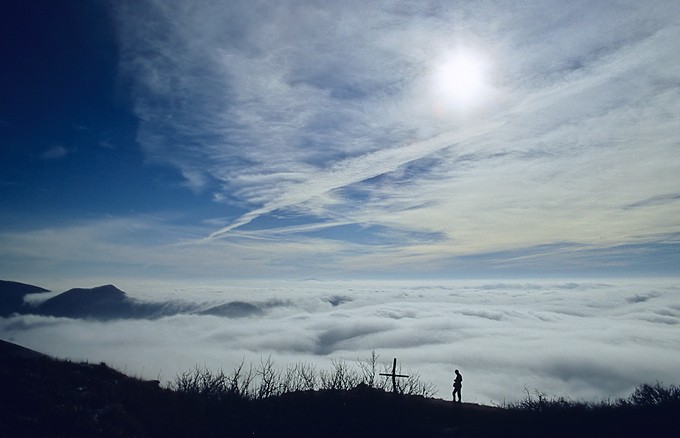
[1,0,679,283]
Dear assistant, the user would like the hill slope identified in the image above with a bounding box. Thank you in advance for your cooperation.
[1,340,678,437]
[0,339,182,437]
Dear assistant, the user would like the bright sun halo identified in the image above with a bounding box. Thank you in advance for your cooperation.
[431,48,491,112]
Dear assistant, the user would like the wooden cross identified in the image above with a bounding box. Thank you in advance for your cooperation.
[379,357,409,393]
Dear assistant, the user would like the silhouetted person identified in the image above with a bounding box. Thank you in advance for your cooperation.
[452,369,462,402]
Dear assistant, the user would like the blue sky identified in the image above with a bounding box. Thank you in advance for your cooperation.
[2,0,679,283]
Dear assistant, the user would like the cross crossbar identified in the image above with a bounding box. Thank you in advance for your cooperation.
[379,358,409,393]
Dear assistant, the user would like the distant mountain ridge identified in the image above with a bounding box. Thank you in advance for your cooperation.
[36,285,137,320]
[0,280,50,317]
[198,300,264,318]
[0,280,176,320]
[0,280,273,321]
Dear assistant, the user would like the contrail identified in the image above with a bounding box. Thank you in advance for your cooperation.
[203,121,504,242]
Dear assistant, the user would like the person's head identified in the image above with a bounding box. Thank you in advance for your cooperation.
[455,369,460,375]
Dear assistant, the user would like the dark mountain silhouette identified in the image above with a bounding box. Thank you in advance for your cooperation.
[199,300,264,317]
[34,284,143,320]
[1,340,678,437]
[0,280,50,316]
[30,284,193,320]
[1,279,271,320]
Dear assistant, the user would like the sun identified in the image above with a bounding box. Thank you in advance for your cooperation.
[430,47,492,112]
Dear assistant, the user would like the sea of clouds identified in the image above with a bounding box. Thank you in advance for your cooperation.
[2,278,679,404]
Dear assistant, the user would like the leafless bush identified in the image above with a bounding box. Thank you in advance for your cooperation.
[256,355,280,399]
[173,352,438,400]
[280,362,319,393]
[320,359,360,390]
[280,363,302,394]
[401,370,438,398]
[357,350,381,388]
[227,360,254,398]
[172,366,228,401]
[509,387,586,413]
[625,382,680,407]
[297,361,318,391]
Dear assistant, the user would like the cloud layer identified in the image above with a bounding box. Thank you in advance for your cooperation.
[3,279,679,404]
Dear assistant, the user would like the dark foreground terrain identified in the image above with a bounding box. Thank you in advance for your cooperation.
[1,340,678,437]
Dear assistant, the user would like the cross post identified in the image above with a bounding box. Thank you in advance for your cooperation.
[379,357,409,393]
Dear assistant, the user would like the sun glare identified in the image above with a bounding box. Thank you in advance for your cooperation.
[430,48,492,112]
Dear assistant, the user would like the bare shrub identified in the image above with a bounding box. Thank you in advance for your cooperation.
[401,370,438,398]
[280,362,319,393]
[227,360,254,398]
[297,361,318,391]
[357,350,381,388]
[173,353,438,400]
[626,382,680,407]
[320,359,360,390]
[280,363,302,394]
[509,387,588,413]
[172,366,228,401]
[256,355,280,399]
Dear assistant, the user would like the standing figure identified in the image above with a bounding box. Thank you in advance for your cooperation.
[452,369,463,402]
